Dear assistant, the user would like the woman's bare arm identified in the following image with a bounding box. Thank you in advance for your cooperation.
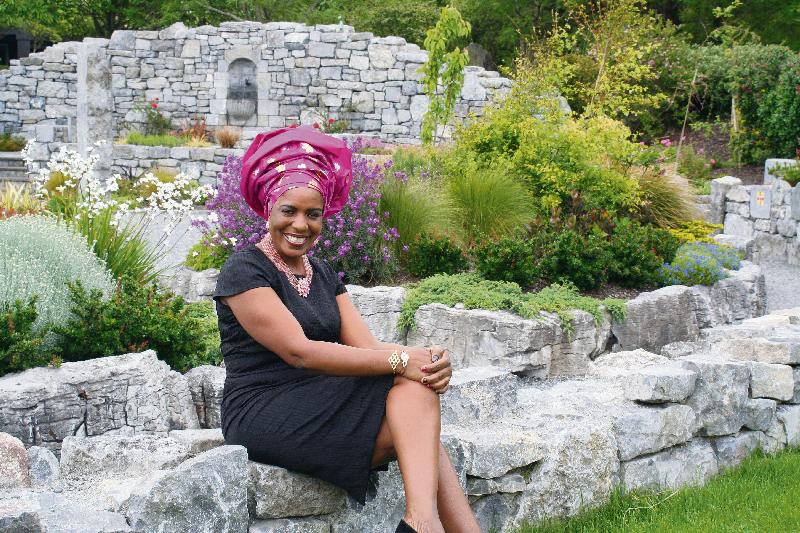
[222,287,428,378]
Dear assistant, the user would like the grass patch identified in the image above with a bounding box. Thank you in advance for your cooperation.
[519,447,800,533]
[399,273,626,336]
[122,131,189,147]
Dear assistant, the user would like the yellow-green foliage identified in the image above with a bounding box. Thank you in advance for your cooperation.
[451,107,641,221]
[0,183,43,218]
[379,173,452,247]
[669,220,723,244]
[632,166,698,228]
[123,132,186,147]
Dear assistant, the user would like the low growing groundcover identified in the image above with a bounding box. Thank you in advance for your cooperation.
[519,447,800,533]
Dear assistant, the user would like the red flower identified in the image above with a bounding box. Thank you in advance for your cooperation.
[155,97,159,101]
[328,118,335,124]
[313,122,319,128]
[289,123,297,128]
[151,103,158,109]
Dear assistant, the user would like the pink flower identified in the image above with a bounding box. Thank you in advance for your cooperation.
[659,138,672,148]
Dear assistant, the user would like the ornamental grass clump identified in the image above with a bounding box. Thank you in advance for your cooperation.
[312,138,400,283]
[0,214,115,333]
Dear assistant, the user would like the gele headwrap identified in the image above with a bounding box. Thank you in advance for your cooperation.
[240,125,353,220]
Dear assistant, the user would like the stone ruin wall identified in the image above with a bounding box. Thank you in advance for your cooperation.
[710,168,800,266]
[0,20,512,160]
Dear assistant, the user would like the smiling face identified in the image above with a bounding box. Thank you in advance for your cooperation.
[267,186,324,270]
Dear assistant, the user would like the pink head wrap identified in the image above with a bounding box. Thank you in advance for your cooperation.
[240,125,353,220]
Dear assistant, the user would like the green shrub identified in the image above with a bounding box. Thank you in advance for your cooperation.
[185,238,231,271]
[123,132,187,147]
[677,146,712,184]
[399,273,626,336]
[0,215,115,333]
[52,276,208,372]
[658,242,741,287]
[537,229,612,291]
[473,237,539,287]
[181,300,222,368]
[607,219,678,287]
[0,297,56,377]
[403,233,468,278]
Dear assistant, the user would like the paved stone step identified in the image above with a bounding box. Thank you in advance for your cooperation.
[0,160,25,168]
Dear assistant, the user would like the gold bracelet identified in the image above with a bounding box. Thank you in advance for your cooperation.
[388,349,409,375]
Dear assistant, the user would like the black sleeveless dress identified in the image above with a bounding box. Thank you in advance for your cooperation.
[213,244,394,504]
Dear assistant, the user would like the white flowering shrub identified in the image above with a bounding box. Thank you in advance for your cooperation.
[0,215,115,333]
[21,140,214,246]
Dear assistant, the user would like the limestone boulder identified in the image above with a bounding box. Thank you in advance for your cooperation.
[743,398,777,431]
[185,364,226,429]
[27,446,59,488]
[777,405,800,447]
[690,262,766,328]
[0,351,197,451]
[711,432,762,469]
[0,433,30,489]
[747,362,794,401]
[249,517,330,533]
[408,304,608,377]
[611,285,700,353]
[0,491,131,533]
[326,461,406,533]
[441,422,547,479]
[168,428,224,455]
[620,439,718,491]
[59,434,189,482]
[706,337,800,365]
[346,285,406,343]
[125,446,249,533]
[592,350,697,403]
[611,404,697,461]
[248,462,347,519]
[441,367,520,425]
[679,356,750,436]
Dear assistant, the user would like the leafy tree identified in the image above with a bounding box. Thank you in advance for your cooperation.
[419,6,471,145]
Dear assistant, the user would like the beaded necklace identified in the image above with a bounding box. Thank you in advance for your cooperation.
[256,233,313,297]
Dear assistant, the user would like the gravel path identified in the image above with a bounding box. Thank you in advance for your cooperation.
[759,261,800,312]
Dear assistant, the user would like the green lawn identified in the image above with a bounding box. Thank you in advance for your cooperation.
[519,448,800,533]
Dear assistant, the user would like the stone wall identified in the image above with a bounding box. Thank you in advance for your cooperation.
[164,261,766,378]
[0,21,511,154]
[1,307,799,532]
[711,176,800,265]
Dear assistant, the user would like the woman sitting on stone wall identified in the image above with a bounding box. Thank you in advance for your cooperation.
[212,125,480,533]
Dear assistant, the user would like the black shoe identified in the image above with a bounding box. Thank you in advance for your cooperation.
[396,519,418,533]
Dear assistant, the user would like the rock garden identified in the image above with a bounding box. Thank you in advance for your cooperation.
[2,1,800,532]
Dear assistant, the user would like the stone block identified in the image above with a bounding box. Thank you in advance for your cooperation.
[679,356,750,436]
[250,518,330,533]
[724,213,754,238]
[0,351,197,451]
[777,405,800,446]
[110,31,137,51]
[308,42,335,58]
[125,446,249,533]
[711,431,761,469]
[611,285,700,353]
[0,433,30,489]
[593,351,697,403]
[710,337,800,365]
[461,72,487,101]
[360,69,387,83]
[168,428,224,456]
[184,365,226,429]
[27,446,59,488]
[611,404,697,460]
[749,186,772,219]
[368,44,396,69]
[440,367,520,426]
[59,434,189,481]
[248,462,346,519]
[350,91,374,113]
[748,362,794,401]
[620,439,718,491]
[726,185,750,202]
[180,40,201,58]
[743,398,777,431]
[792,185,800,221]
[345,285,405,343]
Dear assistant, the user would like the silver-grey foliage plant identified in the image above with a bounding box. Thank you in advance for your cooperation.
[0,214,115,333]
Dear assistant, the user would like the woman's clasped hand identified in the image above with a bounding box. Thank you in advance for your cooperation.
[401,345,452,395]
